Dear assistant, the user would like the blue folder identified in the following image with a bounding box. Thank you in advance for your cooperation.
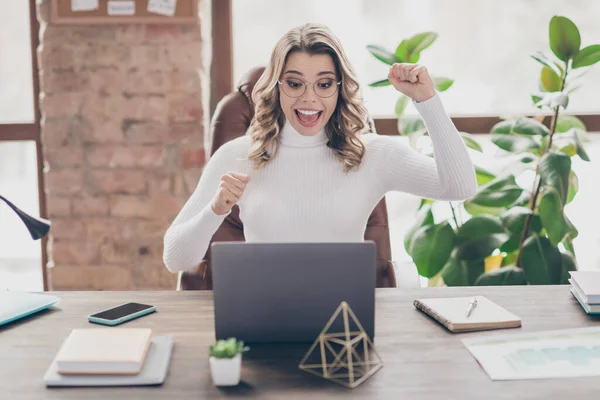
[0,291,60,327]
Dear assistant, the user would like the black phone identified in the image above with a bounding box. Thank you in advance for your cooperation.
[88,302,156,326]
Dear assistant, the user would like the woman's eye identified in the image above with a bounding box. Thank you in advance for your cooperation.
[318,80,333,88]
[286,80,302,88]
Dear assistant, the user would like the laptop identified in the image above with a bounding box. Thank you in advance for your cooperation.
[211,241,376,343]
[0,291,60,327]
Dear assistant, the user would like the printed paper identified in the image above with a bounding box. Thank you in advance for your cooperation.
[107,0,136,16]
[147,0,177,17]
[71,0,99,11]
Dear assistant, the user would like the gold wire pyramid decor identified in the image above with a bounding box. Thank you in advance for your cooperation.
[298,301,383,388]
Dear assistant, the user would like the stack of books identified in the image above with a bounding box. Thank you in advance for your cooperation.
[569,271,600,315]
[44,328,174,387]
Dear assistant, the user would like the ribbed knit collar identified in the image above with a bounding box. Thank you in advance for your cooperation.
[279,119,328,147]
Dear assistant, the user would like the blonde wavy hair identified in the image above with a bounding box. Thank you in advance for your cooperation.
[248,23,371,173]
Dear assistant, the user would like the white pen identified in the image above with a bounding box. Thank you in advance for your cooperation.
[466,297,478,317]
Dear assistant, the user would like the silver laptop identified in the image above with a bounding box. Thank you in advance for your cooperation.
[211,241,376,343]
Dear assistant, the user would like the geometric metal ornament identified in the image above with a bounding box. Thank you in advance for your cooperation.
[299,301,383,388]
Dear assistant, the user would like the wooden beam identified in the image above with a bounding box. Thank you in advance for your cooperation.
[210,0,233,117]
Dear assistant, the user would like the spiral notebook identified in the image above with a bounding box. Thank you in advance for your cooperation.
[414,295,522,333]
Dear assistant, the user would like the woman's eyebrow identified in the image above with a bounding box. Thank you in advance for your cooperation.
[317,71,336,76]
[283,70,336,77]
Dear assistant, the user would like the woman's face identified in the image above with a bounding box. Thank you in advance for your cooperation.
[278,51,339,136]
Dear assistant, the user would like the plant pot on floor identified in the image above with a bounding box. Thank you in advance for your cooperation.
[209,353,241,386]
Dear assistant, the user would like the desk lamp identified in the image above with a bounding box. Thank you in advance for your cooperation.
[0,195,50,240]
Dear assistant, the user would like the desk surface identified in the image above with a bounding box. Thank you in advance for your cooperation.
[2,286,599,399]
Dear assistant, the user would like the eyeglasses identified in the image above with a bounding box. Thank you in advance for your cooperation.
[277,77,341,98]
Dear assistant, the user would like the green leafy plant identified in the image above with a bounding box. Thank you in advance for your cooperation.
[369,16,598,286]
[209,338,249,358]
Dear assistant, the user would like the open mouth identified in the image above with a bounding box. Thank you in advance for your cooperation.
[295,109,323,128]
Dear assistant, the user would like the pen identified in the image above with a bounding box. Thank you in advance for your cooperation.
[465,297,477,317]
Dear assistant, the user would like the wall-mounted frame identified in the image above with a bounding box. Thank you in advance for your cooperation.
[50,0,198,25]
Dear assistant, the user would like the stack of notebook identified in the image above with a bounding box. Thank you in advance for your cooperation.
[569,271,600,315]
[44,328,174,387]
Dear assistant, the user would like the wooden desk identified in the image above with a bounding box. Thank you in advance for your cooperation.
[2,286,600,399]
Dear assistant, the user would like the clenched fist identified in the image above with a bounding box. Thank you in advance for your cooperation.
[211,171,250,215]
[387,63,436,103]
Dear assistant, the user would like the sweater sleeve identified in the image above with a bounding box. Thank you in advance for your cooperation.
[371,92,477,201]
[162,141,241,273]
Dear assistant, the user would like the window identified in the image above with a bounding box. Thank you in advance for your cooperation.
[232,0,600,118]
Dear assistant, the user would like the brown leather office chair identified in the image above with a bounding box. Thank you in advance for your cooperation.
[178,67,397,290]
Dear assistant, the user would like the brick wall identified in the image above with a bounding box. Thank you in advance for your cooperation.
[36,1,208,290]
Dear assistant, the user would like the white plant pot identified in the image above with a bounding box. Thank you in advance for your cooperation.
[209,353,242,386]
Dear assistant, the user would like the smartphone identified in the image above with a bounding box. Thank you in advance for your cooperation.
[88,302,156,326]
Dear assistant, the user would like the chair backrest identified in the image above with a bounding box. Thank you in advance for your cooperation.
[179,67,396,290]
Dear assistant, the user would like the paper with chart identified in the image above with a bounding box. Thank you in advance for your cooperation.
[462,327,600,380]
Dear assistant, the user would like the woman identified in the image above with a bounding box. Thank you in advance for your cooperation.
[163,23,476,273]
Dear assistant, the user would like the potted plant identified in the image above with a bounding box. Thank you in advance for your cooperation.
[368,16,599,286]
[209,338,249,386]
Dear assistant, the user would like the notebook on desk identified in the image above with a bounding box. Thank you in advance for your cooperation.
[414,295,522,333]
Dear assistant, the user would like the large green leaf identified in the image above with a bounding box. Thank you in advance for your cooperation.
[572,129,591,161]
[465,175,523,208]
[464,202,504,217]
[549,16,581,61]
[490,120,514,135]
[539,186,571,246]
[474,266,527,286]
[460,132,483,152]
[409,221,455,278]
[398,116,426,136]
[368,79,392,87]
[541,66,562,92]
[499,207,542,252]
[454,233,510,261]
[433,77,454,92]
[475,165,496,186]
[455,215,506,244]
[441,257,484,286]
[560,252,578,284]
[567,170,578,204]
[539,151,571,205]
[572,44,600,68]
[367,45,398,65]
[395,95,409,117]
[520,235,563,284]
[513,118,550,136]
[491,134,540,153]
[395,40,408,63]
[530,51,563,77]
[406,32,438,59]
[404,204,434,254]
[562,237,576,258]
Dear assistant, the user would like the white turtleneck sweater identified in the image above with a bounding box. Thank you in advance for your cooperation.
[163,93,477,272]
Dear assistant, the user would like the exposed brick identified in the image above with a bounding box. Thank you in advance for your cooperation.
[81,43,130,67]
[85,218,136,240]
[124,122,169,143]
[169,122,203,143]
[49,218,88,240]
[145,25,201,44]
[46,196,71,218]
[182,168,203,194]
[181,147,206,168]
[87,145,166,168]
[110,195,185,219]
[168,44,202,66]
[42,26,116,45]
[131,262,177,290]
[79,118,125,143]
[40,92,84,118]
[146,171,172,195]
[123,95,168,122]
[99,237,137,264]
[45,146,84,168]
[89,170,147,194]
[38,46,76,69]
[168,93,203,122]
[72,195,110,216]
[51,240,98,265]
[81,94,125,121]
[124,70,169,94]
[129,45,171,70]
[41,118,72,148]
[169,69,202,93]
[45,168,84,195]
[40,68,88,93]
[115,25,147,45]
[137,219,170,238]
[85,67,125,94]
[49,265,133,291]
